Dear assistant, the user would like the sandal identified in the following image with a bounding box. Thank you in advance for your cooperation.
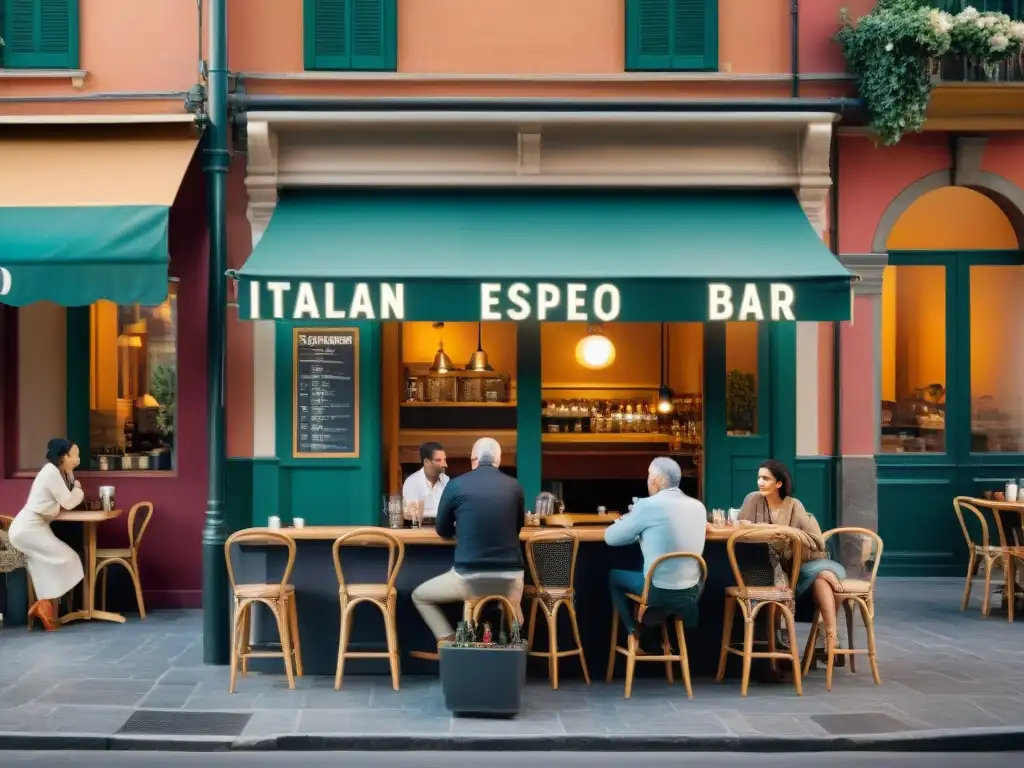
[28,601,58,632]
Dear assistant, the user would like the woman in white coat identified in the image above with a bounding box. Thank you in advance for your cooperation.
[9,438,85,630]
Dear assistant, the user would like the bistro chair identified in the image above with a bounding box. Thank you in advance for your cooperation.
[606,551,706,700]
[95,501,154,618]
[800,527,883,690]
[716,526,804,696]
[332,528,405,691]
[5,514,76,629]
[986,498,1024,622]
[224,529,304,693]
[523,530,590,689]
[953,496,1010,616]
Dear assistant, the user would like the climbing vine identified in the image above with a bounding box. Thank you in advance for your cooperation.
[837,1,1024,145]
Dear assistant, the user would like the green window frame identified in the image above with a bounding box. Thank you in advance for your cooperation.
[1,0,79,70]
[625,0,718,72]
[303,0,397,72]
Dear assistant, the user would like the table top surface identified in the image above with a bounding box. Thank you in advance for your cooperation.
[960,496,1024,513]
[241,522,738,544]
[56,508,122,522]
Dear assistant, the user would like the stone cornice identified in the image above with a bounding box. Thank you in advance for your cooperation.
[841,253,887,295]
[244,110,837,239]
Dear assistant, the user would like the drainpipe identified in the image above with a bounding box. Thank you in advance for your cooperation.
[830,130,843,527]
[202,0,231,666]
[791,0,800,98]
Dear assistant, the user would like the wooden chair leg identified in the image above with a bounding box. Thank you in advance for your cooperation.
[1006,555,1016,623]
[240,607,252,676]
[546,606,559,690]
[844,601,857,674]
[229,602,245,693]
[606,608,620,682]
[982,555,995,616]
[274,603,296,690]
[674,619,693,700]
[335,602,352,690]
[766,604,778,673]
[716,598,736,682]
[100,567,108,612]
[130,564,146,619]
[779,603,802,696]
[385,600,400,691]
[740,609,755,697]
[288,593,303,677]
[961,550,976,611]
[566,602,591,685]
[660,623,674,683]
[859,597,881,685]
[624,632,638,699]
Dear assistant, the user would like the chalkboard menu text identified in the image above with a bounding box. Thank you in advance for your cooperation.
[292,327,360,458]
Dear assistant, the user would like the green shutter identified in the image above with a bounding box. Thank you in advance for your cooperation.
[303,0,396,72]
[2,0,79,69]
[625,0,717,72]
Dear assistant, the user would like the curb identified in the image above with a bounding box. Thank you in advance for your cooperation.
[2,727,1024,753]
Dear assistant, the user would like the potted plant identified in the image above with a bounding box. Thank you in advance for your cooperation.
[150,364,176,470]
[726,369,756,435]
[438,597,528,717]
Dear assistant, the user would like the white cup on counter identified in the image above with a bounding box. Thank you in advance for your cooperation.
[268,515,281,530]
[293,517,306,529]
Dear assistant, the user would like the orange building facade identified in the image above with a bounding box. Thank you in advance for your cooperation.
[1,0,1022,616]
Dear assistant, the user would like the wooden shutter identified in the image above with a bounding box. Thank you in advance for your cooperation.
[303,0,397,71]
[2,0,79,69]
[625,0,717,72]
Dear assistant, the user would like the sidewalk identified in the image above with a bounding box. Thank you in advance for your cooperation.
[0,578,1022,752]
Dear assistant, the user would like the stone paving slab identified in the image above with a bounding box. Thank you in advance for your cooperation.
[0,578,1023,752]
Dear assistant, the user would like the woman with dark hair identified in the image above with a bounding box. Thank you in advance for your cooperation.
[8,438,86,630]
[739,459,847,658]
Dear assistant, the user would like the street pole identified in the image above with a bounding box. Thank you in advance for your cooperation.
[202,0,230,665]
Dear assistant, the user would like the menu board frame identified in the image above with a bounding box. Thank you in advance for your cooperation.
[291,326,360,459]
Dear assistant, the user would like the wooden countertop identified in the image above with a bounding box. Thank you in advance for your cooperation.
[242,522,737,544]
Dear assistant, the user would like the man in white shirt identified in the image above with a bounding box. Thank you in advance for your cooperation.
[604,457,707,642]
[402,442,448,520]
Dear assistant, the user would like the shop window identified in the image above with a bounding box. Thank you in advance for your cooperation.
[0,0,80,70]
[88,285,177,471]
[880,266,947,453]
[970,265,1024,453]
[725,322,758,435]
[303,0,397,72]
[625,0,718,72]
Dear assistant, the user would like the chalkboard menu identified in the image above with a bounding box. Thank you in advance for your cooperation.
[292,327,360,458]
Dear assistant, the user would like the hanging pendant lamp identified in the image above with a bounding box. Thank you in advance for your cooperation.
[429,322,455,373]
[466,321,493,372]
[657,322,674,413]
[575,325,616,370]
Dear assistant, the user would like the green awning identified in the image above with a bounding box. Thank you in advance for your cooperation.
[0,124,198,307]
[0,206,173,306]
[236,190,853,323]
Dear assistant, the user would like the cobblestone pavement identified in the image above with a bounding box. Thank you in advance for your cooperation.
[0,578,1022,750]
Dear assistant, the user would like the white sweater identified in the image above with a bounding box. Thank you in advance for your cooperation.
[17,463,83,521]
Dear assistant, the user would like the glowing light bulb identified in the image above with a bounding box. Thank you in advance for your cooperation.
[575,331,616,370]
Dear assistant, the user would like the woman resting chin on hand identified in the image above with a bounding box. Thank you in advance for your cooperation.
[8,438,86,631]
[739,459,847,660]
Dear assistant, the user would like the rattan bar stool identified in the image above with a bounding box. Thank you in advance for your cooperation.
[523,530,590,689]
[96,501,154,618]
[606,552,706,699]
[224,529,304,693]
[716,526,804,696]
[332,528,405,691]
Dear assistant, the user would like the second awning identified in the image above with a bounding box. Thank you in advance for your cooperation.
[236,189,853,323]
[0,118,199,307]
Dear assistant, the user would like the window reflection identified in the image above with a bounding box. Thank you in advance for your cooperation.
[880,266,946,453]
[725,322,758,435]
[970,265,1024,453]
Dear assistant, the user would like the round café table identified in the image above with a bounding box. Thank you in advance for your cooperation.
[55,508,126,625]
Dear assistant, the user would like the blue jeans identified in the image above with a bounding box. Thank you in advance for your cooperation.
[608,569,701,634]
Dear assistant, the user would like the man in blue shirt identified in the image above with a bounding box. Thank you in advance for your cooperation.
[604,457,708,641]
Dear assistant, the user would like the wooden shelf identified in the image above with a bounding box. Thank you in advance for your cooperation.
[401,401,516,408]
[543,432,674,444]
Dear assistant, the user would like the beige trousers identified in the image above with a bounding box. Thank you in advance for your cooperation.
[411,567,525,639]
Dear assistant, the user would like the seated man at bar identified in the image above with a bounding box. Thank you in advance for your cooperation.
[604,457,708,644]
[412,437,526,642]
[402,441,448,521]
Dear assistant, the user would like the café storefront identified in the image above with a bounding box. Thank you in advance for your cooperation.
[227,108,854,677]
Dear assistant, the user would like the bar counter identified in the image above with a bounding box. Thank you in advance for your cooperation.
[235,523,745,680]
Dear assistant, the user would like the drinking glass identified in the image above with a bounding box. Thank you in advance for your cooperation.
[407,500,424,529]
[384,494,404,529]
[711,508,725,527]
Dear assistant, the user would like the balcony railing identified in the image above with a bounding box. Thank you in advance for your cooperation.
[932,54,1024,83]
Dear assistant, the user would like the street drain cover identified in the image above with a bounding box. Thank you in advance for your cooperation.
[810,712,914,735]
[116,710,252,737]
